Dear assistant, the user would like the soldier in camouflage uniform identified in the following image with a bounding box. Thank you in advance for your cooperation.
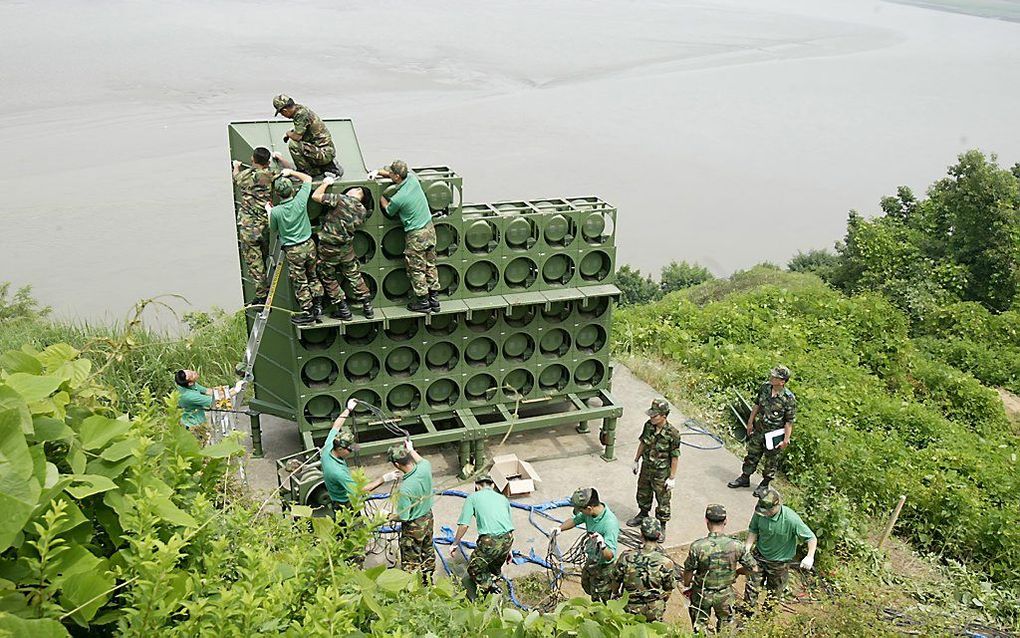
[729,366,797,497]
[683,504,756,633]
[616,518,676,622]
[310,177,375,319]
[372,160,440,313]
[386,441,435,586]
[273,94,341,177]
[552,487,622,602]
[451,476,515,600]
[628,398,682,536]
[267,169,324,324]
[231,147,275,303]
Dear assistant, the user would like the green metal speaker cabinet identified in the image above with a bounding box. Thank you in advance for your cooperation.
[229,119,623,470]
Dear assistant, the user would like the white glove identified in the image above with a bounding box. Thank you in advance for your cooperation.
[590,532,606,550]
[322,176,335,186]
[404,438,414,453]
[264,203,273,214]
[231,380,244,395]
[382,470,402,483]
[367,170,378,179]
[665,478,676,490]
[632,460,640,475]
[346,399,358,411]
[799,555,814,570]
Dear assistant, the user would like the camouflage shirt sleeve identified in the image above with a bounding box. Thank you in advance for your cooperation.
[661,557,677,589]
[639,421,654,446]
[321,192,340,208]
[754,382,770,408]
[292,107,309,138]
[737,541,756,572]
[783,390,797,424]
[669,425,682,459]
[682,542,700,573]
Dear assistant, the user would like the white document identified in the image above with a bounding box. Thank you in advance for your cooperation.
[764,428,786,451]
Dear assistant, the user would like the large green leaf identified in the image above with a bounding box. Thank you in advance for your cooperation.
[0,475,40,552]
[36,344,79,371]
[375,568,412,594]
[150,495,197,528]
[4,373,62,403]
[0,416,32,481]
[85,456,135,480]
[199,438,243,459]
[0,613,70,638]
[65,475,118,499]
[0,350,41,375]
[78,416,130,451]
[60,564,113,623]
[31,417,73,442]
[0,396,31,436]
[98,438,140,462]
[52,359,91,389]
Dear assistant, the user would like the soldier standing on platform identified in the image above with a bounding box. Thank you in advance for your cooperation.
[266,169,323,325]
[272,95,341,177]
[371,160,440,314]
[616,518,676,622]
[628,398,682,538]
[311,176,374,319]
[551,487,621,602]
[683,504,756,633]
[729,366,797,497]
[451,476,515,600]
[231,146,275,305]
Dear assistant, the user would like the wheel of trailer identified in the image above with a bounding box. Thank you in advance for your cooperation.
[306,483,333,516]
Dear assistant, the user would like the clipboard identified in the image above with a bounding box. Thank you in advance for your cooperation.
[764,428,786,451]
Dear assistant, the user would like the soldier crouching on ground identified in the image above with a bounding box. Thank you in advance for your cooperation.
[451,476,515,600]
[551,487,621,602]
[310,176,374,320]
[616,518,676,622]
[272,94,341,177]
[683,504,755,633]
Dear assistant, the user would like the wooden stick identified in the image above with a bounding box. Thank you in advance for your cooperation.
[877,495,907,549]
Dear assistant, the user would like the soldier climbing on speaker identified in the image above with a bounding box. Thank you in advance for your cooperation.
[729,366,797,497]
[551,487,621,602]
[272,94,342,177]
[266,169,324,325]
[615,518,676,622]
[370,160,441,314]
[231,146,275,306]
[311,176,375,320]
[627,398,682,539]
[451,475,515,600]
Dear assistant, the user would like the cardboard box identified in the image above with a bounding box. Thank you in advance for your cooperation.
[489,453,542,496]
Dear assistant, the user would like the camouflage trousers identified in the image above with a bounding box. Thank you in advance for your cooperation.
[399,511,435,586]
[465,531,513,599]
[317,240,370,303]
[625,598,668,623]
[636,467,672,523]
[581,560,621,603]
[744,552,789,606]
[187,423,210,447]
[741,427,785,481]
[689,586,735,633]
[404,224,439,298]
[287,139,339,176]
[282,240,323,312]
[237,211,269,297]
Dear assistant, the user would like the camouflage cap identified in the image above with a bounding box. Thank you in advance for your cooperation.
[475,475,495,486]
[569,487,594,512]
[386,444,410,464]
[388,159,409,179]
[274,175,295,199]
[640,517,663,541]
[645,398,670,417]
[769,365,791,381]
[755,488,782,516]
[273,94,295,116]
[332,430,358,452]
[705,503,727,522]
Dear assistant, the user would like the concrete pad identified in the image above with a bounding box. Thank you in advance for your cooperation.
[245,362,761,552]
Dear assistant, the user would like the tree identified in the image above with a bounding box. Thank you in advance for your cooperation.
[615,265,660,306]
[788,249,841,284]
[659,260,713,294]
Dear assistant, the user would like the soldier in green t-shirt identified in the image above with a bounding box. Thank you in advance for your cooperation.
[616,518,676,621]
[451,476,515,600]
[729,366,797,497]
[272,94,340,177]
[384,440,435,586]
[174,369,241,445]
[683,504,756,633]
[552,487,621,602]
[744,489,816,607]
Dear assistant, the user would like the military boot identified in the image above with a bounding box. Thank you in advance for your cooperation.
[329,299,353,321]
[362,300,375,319]
[657,519,668,542]
[752,479,772,498]
[727,474,751,489]
[311,298,324,323]
[407,296,432,313]
[291,311,315,325]
[428,291,441,313]
[626,511,648,528]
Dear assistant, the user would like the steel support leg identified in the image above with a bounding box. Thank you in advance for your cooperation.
[473,437,489,473]
[459,439,472,479]
[576,419,590,434]
[600,416,618,461]
[250,413,264,458]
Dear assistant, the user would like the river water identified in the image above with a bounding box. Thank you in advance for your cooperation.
[2,0,1019,322]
